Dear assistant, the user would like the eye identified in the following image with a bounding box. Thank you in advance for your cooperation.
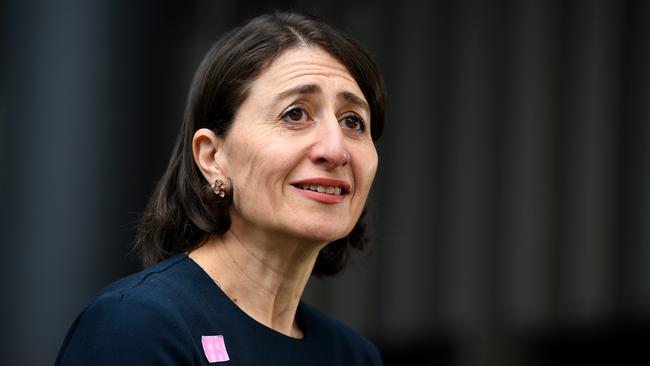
[281,107,309,124]
[340,114,366,133]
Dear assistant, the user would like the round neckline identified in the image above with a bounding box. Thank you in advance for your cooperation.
[182,253,309,343]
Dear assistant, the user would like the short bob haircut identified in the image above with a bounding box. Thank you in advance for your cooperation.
[135,11,385,276]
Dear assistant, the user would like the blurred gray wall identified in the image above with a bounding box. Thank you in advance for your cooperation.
[2,1,649,365]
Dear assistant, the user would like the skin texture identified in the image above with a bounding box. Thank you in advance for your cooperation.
[190,46,378,338]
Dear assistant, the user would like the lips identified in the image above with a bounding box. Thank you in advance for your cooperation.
[294,184,343,196]
[291,177,351,203]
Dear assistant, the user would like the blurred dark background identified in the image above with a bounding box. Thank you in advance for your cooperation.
[2,0,649,365]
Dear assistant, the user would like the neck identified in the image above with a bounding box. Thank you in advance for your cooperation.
[189,226,324,338]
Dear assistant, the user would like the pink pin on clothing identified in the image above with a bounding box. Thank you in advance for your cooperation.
[201,335,230,363]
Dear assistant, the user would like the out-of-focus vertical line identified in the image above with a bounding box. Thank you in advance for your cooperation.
[374,0,440,337]
[497,0,555,331]
[440,0,505,364]
[557,0,621,323]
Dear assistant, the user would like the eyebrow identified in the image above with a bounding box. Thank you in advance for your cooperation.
[339,91,370,114]
[277,84,322,100]
[276,83,370,114]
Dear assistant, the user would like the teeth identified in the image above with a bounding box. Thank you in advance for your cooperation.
[297,184,344,195]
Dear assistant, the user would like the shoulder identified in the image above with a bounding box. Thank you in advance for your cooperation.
[299,302,383,365]
[56,255,199,365]
[90,253,190,301]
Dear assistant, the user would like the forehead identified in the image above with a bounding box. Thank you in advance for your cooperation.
[247,46,364,99]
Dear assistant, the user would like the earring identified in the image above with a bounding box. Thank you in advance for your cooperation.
[210,179,226,198]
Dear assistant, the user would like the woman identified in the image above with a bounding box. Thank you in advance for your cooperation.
[56,11,384,365]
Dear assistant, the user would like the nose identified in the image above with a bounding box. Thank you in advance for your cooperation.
[308,116,350,169]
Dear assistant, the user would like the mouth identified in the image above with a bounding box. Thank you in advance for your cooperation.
[293,184,345,196]
[290,178,351,203]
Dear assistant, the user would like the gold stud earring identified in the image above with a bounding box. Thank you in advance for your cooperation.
[210,179,226,198]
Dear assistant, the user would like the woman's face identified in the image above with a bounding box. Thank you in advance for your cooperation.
[219,46,378,244]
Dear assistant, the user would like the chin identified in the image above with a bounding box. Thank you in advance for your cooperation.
[293,222,352,244]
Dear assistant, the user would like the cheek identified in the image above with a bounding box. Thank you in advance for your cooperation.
[353,146,378,194]
[227,133,300,200]
[226,126,269,180]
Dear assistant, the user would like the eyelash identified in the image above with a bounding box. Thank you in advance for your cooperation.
[340,113,366,132]
[281,106,310,125]
[280,106,367,134]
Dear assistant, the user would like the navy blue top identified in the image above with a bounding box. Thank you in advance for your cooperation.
[55,254,383,365]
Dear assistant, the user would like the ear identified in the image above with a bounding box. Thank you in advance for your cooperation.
[192,128,227,183]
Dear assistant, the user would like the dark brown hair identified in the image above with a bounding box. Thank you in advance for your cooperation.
[135,11,385,276]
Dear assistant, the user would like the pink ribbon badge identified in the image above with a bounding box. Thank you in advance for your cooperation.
[201,335,230,363]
